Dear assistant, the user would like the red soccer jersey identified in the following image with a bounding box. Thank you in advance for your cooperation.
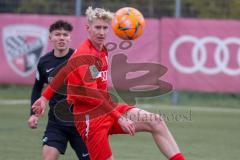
[67,39,108,112]
[42,39,121,120]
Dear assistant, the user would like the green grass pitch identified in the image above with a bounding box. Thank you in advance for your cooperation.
[0,103,240,159]
[0,86,239,159]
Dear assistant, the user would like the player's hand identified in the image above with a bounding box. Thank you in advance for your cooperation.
[28,115,39,129]
[118,116,135,136]
[32,96,48,117]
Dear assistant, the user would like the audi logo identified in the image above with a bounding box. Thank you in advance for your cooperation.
[169,35,240,75]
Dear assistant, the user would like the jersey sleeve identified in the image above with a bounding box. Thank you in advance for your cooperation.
[30,63,44,115]
[41,85,55,100]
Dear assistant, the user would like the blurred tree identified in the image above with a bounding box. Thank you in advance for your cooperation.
[181,0,240,19]
[16,0,54,14]
[1,0,239,19]
[16,0,75,15]
[83,0,174,18]
[229,0,240,18]
[0,0,21,13]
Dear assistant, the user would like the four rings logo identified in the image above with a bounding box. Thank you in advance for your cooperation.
[169,35,240,76]
[2,24,48,77]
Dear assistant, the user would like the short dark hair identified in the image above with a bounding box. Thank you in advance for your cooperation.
[49,20,73,33]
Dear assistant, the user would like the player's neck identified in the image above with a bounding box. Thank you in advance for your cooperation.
[90,39,103,51]
[95,44,103,51]
[54,48,69,57]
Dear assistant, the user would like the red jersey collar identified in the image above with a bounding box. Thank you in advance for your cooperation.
[86,39,108,54]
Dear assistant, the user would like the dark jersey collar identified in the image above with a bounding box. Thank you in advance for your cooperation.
[50,48,75,59]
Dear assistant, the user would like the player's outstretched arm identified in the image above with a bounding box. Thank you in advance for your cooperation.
[32,96,48,117]
[28,64,45,129]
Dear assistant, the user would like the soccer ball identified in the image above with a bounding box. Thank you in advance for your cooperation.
[112,7,145,40]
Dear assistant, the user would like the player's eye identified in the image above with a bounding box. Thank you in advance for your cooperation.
[55,33,61,36]
[95,26,101,29]
[63,33,69,37]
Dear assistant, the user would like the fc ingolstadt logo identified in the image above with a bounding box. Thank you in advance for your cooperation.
[2,24,48,77]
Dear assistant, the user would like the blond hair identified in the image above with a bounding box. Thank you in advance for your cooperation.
[85,6,114,24]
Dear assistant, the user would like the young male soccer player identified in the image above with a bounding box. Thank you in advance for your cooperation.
[32,7,186,160]
[28,20,89,160]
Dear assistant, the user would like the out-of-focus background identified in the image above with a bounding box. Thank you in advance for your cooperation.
[0,0,240,159]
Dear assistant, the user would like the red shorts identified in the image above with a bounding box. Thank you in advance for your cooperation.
[74,104,134,160]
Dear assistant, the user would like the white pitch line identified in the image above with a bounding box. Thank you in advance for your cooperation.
[0,99,29,105]
[1,99,240,114]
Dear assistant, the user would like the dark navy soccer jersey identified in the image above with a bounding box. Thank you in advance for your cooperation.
[30,48,74,126]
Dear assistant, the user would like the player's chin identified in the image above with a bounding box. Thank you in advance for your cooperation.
[57,46,68,51]
[97,38,105,43]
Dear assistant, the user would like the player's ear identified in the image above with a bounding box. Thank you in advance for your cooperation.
[86,24,90,31]
[48,33,52,41]
[68,32,72,41]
